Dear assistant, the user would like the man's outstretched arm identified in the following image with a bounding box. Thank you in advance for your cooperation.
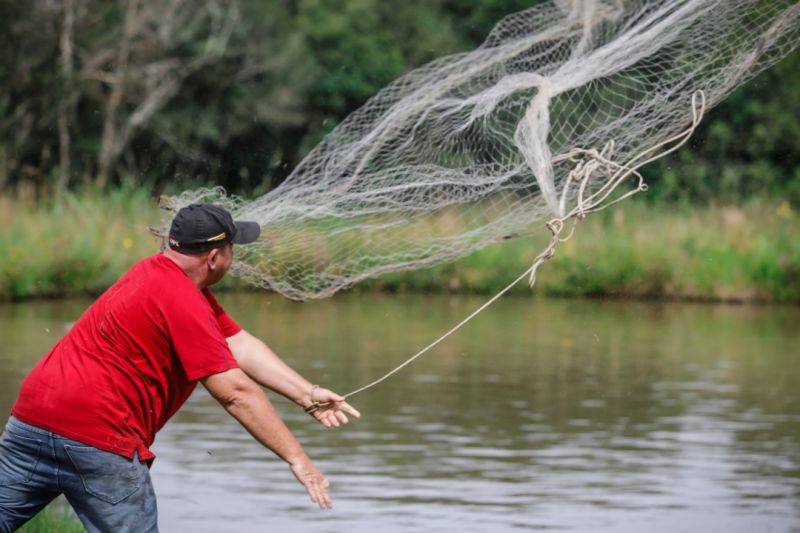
[201,368,332,508]
[226,329,360,428]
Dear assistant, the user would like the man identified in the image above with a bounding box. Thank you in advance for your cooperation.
[0,203,359,532]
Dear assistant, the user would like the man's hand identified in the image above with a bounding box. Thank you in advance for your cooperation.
[290,458,332,509]
[307,388,361,428]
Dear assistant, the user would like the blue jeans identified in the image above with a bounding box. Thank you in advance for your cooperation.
[0,416,157,532]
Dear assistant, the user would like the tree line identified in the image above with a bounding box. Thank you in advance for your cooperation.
[2,0,798,204]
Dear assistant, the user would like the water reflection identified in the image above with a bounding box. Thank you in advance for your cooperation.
[1,294,799,532]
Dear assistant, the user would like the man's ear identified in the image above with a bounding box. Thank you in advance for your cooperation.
[207,248,220,269]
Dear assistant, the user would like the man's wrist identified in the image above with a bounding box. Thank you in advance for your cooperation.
[287,452,311,467]
[296,383,318,408]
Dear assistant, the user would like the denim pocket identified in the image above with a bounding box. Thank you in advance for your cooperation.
[64,445,141,504]
[0,431,42,486]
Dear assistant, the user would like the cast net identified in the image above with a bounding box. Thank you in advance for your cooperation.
[165,0,800,301]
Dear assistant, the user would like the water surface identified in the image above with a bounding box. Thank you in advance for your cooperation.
[1,294,799,532]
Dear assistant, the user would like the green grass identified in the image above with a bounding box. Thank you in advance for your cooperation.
[0,189,797,303]
[371,199,800,303]
[19,498,84,532]
[0,187,161,300]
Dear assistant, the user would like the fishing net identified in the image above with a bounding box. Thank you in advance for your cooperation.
[165,0,800,301]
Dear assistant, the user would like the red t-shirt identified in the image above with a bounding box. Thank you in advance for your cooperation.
[12,253,241,461]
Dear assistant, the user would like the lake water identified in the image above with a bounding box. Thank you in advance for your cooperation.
[1,293,799,532]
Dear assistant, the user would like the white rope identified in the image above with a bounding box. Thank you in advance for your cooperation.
[342,265,536,400]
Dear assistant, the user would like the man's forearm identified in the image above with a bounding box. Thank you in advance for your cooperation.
[202,368,333,508]
[203,368,308,463]
[227,330,314,407]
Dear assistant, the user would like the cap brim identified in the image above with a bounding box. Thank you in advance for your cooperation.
[232,220,261,245]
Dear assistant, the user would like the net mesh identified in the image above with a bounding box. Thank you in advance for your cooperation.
[166,0,800,300]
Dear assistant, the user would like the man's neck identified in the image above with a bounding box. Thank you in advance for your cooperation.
[162,250,207,289]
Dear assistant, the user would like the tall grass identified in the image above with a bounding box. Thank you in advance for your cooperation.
[0,190,797,303]
[372,199,800,303]
[0,187,160,300]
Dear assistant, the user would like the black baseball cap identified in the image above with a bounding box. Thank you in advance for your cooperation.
[168,204,260,253]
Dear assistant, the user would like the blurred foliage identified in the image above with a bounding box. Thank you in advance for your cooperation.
[0,185,160,300]
[643,54,800,205]
[0,0,798,203]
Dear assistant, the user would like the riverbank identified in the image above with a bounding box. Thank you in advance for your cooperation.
[1,192,797,303]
